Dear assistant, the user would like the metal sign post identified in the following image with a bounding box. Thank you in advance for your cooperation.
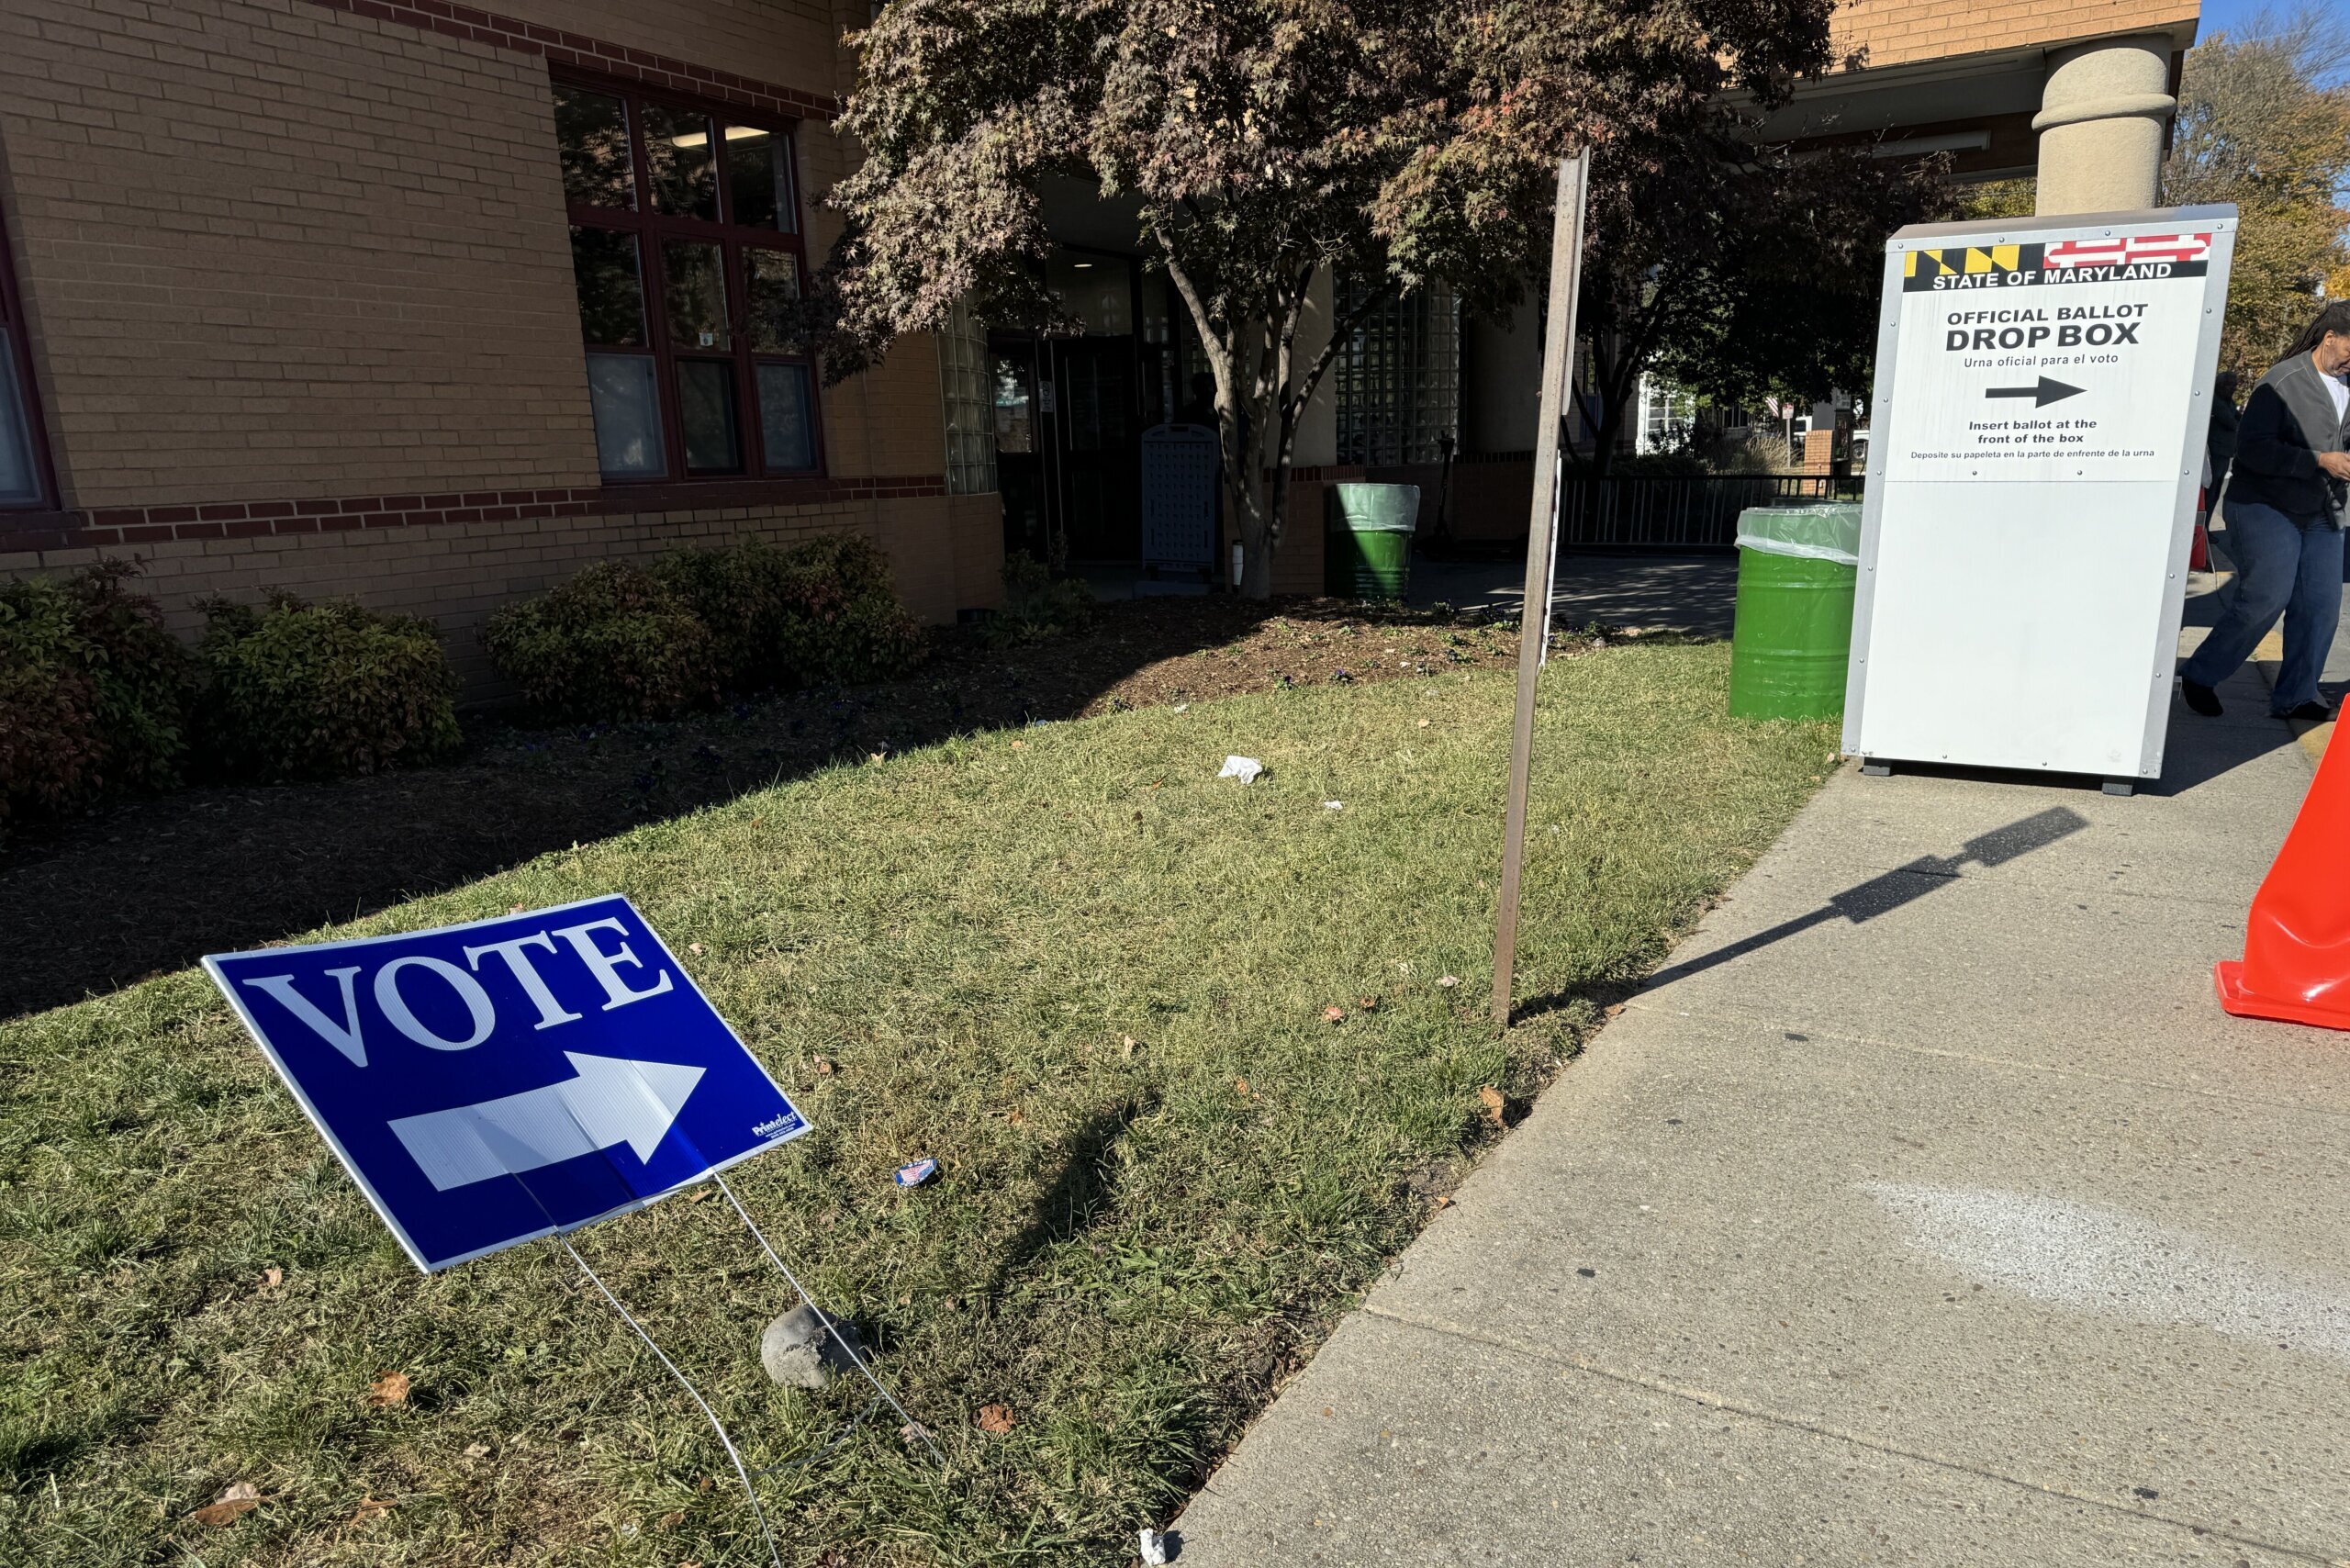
[1493,151,1591,1025]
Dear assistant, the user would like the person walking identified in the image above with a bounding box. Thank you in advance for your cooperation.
[2206,369,2241,494]
[2178,303,2350,722]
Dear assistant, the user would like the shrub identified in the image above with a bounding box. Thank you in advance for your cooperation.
[483,560,719,721]
[979,553,1096,648]
[0,561,195,832]
[650,541,798,692]
[766,535,927,687]
[196,592,462,780]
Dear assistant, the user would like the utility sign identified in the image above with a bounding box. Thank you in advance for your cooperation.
[1845,207,2236,785]
[1885,230,2218,485]
[205,896,808,1271]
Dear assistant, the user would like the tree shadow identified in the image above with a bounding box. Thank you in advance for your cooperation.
[0,596,1524,1021]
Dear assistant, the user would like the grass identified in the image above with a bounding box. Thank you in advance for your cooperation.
[0,644,1833,1567]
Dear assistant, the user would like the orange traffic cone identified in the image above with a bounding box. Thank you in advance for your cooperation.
[2216,722,2350,1030]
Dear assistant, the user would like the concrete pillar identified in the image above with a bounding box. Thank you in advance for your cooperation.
[2032,36,2175,216]
[1465,306,1542,454]
[1293,270,1337,468]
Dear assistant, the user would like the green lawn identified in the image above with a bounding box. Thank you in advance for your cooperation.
[0,644,1832,1567]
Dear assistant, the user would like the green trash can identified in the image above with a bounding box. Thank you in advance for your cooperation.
[1729,503,1861,721]
[1325,482,1419,600]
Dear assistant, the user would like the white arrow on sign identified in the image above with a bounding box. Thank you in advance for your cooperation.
[387,1052,707,1193]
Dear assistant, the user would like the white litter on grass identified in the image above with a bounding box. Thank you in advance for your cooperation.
[1864,1182,2350,1361]
[1139,1527,1173,1565]
[1324,800,1344,811]
[1218,756,1265,784]
[1171,703,1190,713]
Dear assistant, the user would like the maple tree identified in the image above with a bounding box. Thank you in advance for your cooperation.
[811,0,1849,595]
[2162,6,2350,376]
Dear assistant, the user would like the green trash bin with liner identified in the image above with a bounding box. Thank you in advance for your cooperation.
[1325,482,1420,600]
[1729,502,1861,721]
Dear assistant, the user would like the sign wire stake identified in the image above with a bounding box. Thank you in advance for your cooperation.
[715,1171,948,1468]
[554,1234,785,1568]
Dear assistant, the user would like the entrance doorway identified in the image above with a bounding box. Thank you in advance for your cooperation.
[989,249,1192,571]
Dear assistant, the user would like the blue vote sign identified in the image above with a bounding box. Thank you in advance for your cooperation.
[204,895,808,1271]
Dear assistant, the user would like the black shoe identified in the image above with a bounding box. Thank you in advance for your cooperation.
[2277,700,2334,722]
[2181,679,2222,716]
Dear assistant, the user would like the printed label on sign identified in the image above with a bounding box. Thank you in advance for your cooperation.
[1885,230,2213,484]
[204,895,807,1271]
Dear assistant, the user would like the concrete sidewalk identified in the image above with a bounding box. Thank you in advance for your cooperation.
[1178,655,2349,1563]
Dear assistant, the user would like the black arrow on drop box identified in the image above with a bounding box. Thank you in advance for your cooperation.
[1984,375,2085,409]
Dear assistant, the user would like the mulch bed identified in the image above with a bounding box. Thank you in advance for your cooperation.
[0,596,1544,1021]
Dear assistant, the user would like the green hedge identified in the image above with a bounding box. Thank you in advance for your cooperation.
[0,562,196,833]
[196,592,462,781]
[480,561,720,722]
[487,537,925,721]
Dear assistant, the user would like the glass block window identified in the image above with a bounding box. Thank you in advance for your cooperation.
[1334,280,1460,465]
[939,298,997,496]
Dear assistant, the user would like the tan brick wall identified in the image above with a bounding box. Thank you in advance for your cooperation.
[0,0,997,671]
[1,493,963,690]
[493,0,842,100]
[1834,0,2197,71]
[0,0,598,509]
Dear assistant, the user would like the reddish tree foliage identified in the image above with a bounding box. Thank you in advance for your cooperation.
[813,0,1850,593]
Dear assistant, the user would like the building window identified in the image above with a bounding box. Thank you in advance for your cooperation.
[1334,281,1460,466]
[939,299,996,495]
[0,197,51,509]
[553,79,819,482]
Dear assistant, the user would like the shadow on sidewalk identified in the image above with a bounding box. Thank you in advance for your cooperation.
[1640,804,2091,995]
[1520,807,2091,1022]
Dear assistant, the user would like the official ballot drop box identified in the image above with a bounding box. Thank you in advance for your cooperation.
[1843,206,2237,784]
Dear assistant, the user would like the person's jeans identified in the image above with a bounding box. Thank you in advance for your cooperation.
[2181,497,2344,712]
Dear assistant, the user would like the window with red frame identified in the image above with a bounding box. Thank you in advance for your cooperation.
[0,198,51,509]
[553,80,819,481]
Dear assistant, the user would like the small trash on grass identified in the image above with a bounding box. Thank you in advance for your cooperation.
[1170,703,1190,713]
[1437,975,1460,989]
[1218,756,1265,784]
[894,1158,938,1188]
[1323,800,1343,811]
[1322,1005,1346,1024]
[1139,1526,1179,1564]
[190,1483,265,1527]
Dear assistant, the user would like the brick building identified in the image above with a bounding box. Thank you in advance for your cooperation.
[0,0,2203,674]
[0,0,1002,689]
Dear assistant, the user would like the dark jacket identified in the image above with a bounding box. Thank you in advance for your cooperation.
[2228,353,2348,524]
[2206,396,2240,473]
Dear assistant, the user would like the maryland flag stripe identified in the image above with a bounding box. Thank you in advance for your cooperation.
[1903,243,2025,279]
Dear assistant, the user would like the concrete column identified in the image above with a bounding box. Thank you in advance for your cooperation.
[2032,36,2175,216]
[1292,270,1337,468]
[1465,306,1542,454]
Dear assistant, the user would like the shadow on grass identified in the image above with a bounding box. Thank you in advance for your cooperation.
[0,598,1530,1022]
[985,1094,1158,1302]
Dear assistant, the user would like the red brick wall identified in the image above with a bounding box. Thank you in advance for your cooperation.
[1446,454,1536,543]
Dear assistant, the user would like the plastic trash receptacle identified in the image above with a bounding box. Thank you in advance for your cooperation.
[1325,483,1420,600]
[1729,503,1861,721]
